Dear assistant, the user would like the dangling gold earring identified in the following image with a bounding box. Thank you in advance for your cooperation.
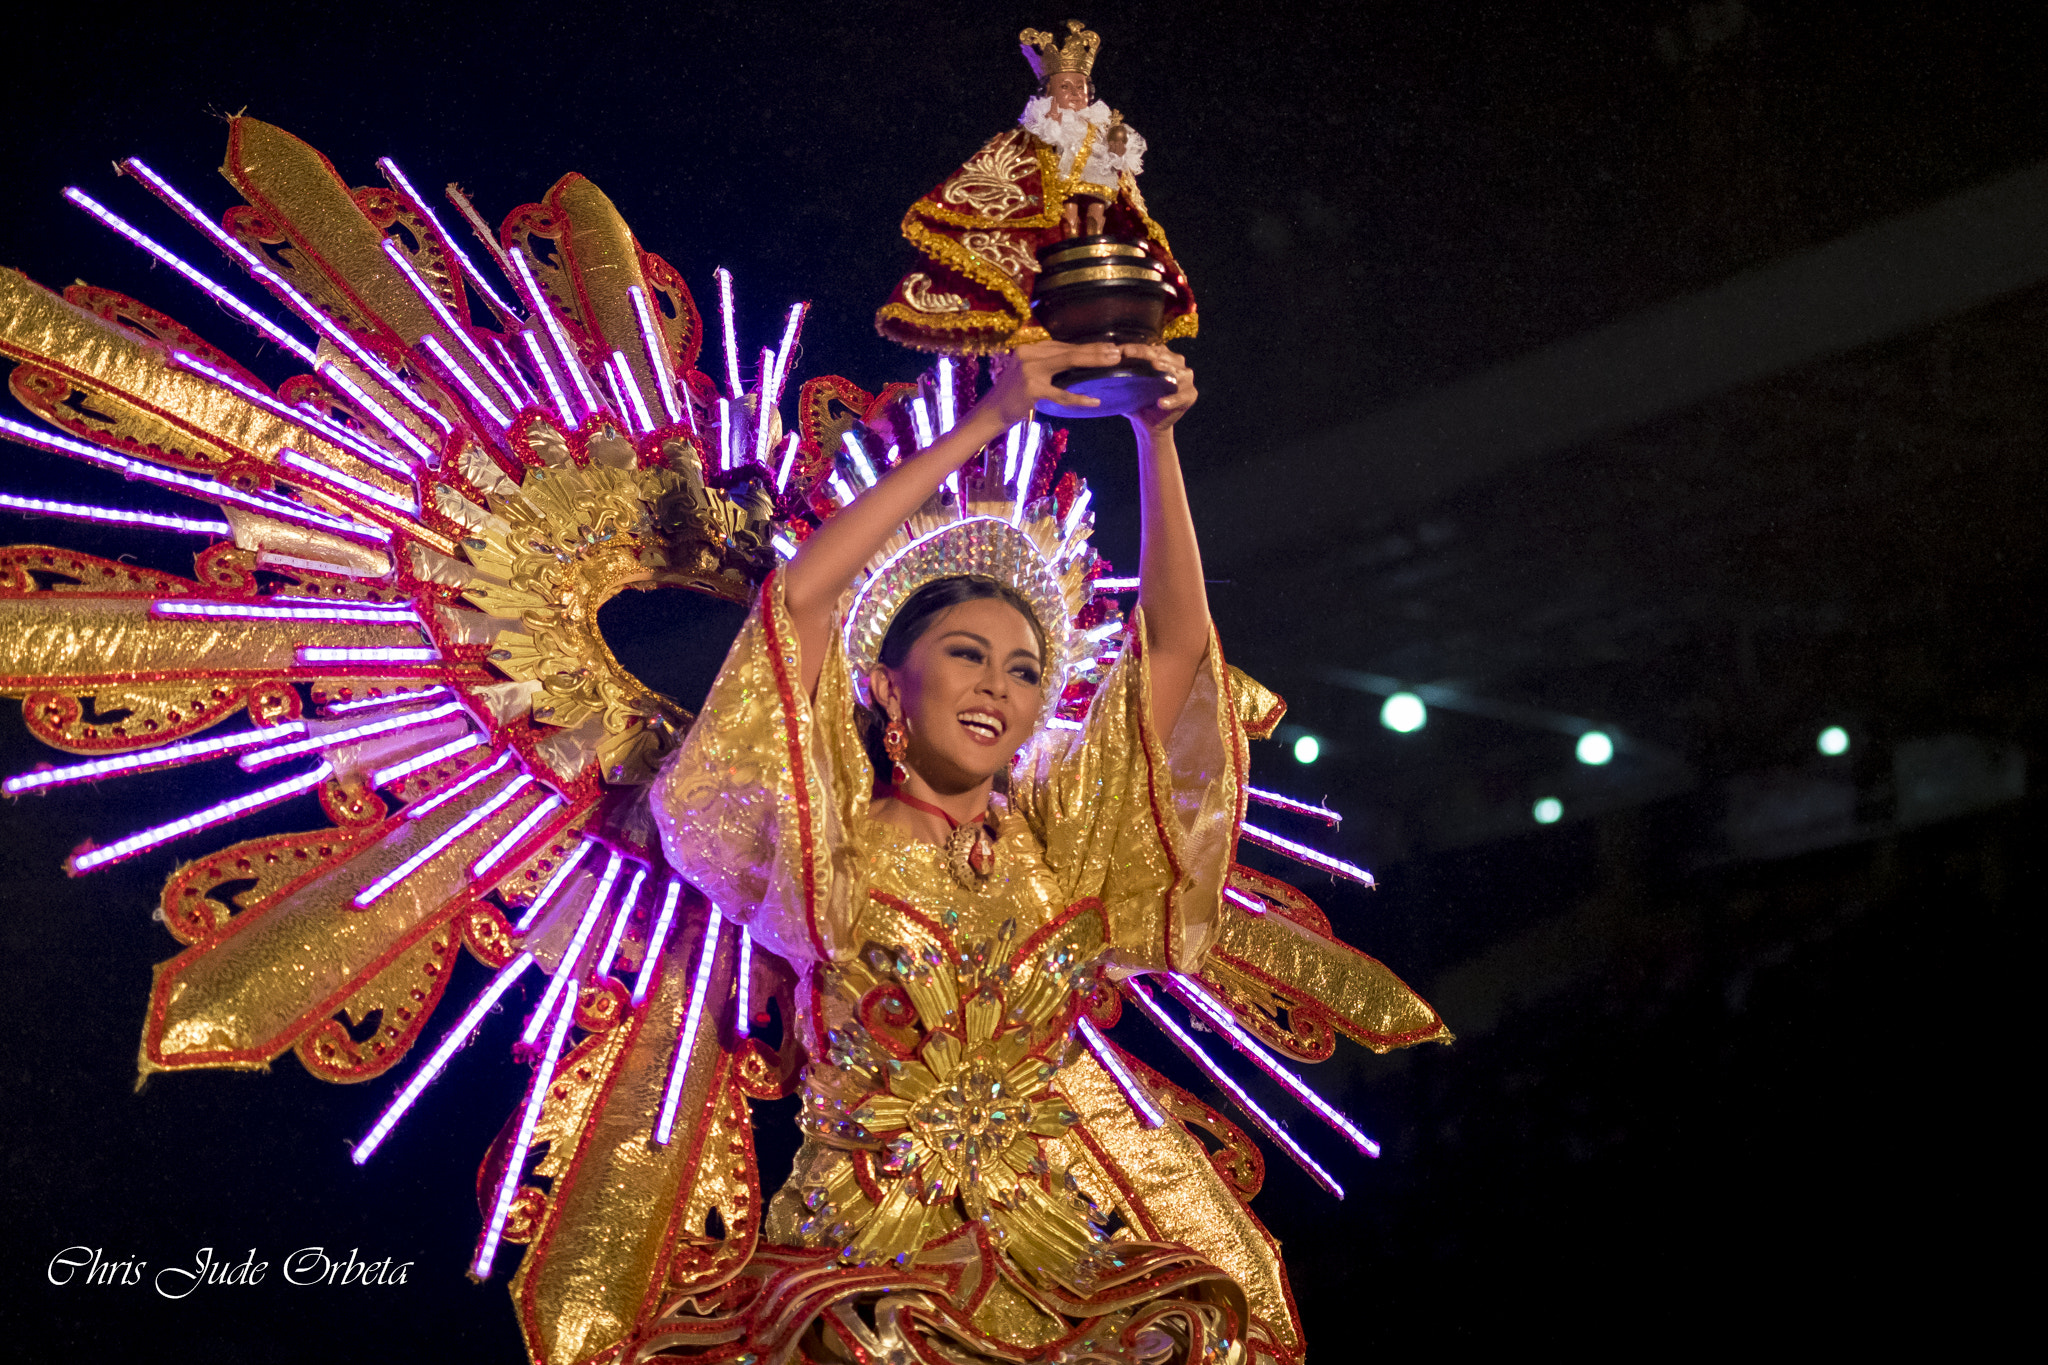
[883,714,910,786]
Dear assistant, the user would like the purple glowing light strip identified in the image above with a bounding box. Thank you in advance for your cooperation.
[472,794,566,877]
[1094,577,1140,591]
[1166,974,1380,1157]
[372,733,484,790]
[0,491,229,537]
[1125,978,1344,1198]
[516,838,596,933]
[716,399,732,472]
[153,598,420,625]
[239,701,464,770]
[401,751,510,818]
[417,334,511,429]
[842,432,878,487]
[120,160,451,434]
[520,851,622,1046]
[352,951,534,1164]
[375,157,522,323]
[63,188,318,365]
[653,903,725,1146]
[279,449,419,518]
[326,684,452,715]
[491,335,538,408]
[628,285,683,427]
[775,433,801,493]
[1238,823,1375,887]
[379,239,523,413]
[1075,1015,1166,1127]
[599,361,629,425]
[1062,485,1093,541]
[613,350,654,434]
[508,249,600,418]
[69,762,331,874]
[1003,424,1022,482]
[1223,886,1267,916]
[937,357,956,433]
[715,268,741,399]
[910,396,934,450]
[1013,433,1039,524]
[296,646,440,665]
[520,330,576,428]
[767,302,806,409]
[733,930,753,1038]
[753,346,776,463]
[315,362,441,466]
[4,721,306,795]
[167,350,414,479]
[1246,788,1341,826]
[591,867,647,980]
[352,774,533,907]
[255,552,383,579]
[631,879,685,1006]
[0,415,389,544]
[473,982,577,1279]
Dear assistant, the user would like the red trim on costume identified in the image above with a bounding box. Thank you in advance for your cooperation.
[757,569,830,959]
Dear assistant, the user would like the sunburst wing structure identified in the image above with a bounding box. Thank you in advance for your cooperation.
[0,119,1450,1364]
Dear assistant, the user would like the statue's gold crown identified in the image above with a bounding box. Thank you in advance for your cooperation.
[1020,20,1101,81]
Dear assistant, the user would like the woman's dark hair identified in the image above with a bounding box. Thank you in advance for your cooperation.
[858,575,1048,782]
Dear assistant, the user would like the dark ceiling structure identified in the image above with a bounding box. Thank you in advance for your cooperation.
[1,1,2036,1355]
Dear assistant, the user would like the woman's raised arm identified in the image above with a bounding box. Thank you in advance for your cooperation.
[781,341,1127,696]
[1125,345,1211,738]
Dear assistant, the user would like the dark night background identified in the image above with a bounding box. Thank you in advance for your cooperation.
[0,2,2038,1357]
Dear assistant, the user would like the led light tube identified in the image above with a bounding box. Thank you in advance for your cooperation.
[0,491,229,537]
[1245,788,1341,826]
[375,156,522,322]
[1167,973,1381,1158]
[371,733,484,790]
[352,951,534,1164]
[325,685,451,715]
[472,983,576,1279]
[239,700,464,770]
[653,903,725,1146]
[515,838,595,933]
[401,751,510,819]
[64,188,317,364]
[4,721,305,795]
[352,774,533,907]
[519,851,621,1046]
[590,866,646,981]
[1238,823,1375,887]
[628,285,683,427]
[631,879,685,1007]
[68,762,331,874]
[1076,1015,1166,1127]
[507,248,600,418]
[472,794,564,877]
[380,239,523,412]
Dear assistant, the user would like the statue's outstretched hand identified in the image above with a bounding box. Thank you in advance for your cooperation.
[981,340,1124,426]
[1125,345,1196,434]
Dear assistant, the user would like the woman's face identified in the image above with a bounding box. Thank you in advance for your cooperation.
[873,597,1044,790]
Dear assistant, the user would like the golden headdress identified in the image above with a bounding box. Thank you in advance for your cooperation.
[1020,19,1101,81]
[841,464,1107,731]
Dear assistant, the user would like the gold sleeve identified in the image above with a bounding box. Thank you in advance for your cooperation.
[1012,612,1248,974]
[651,570,873,968]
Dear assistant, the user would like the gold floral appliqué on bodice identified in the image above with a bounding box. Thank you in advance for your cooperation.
[791,904,1131,1286]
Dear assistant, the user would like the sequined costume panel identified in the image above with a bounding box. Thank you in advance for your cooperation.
[649,573,1294,1363]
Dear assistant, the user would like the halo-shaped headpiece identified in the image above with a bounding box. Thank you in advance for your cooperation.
[846,515,1075,714]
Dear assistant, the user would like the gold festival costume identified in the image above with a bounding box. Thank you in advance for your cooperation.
[0,116,1448,1364]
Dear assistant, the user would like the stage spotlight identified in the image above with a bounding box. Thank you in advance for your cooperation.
[1575,730,1614,766]
[1379,692,1427,733]
[1532,797,1563,824]
[1293,734,1321,764]
[1817,725,1850,756]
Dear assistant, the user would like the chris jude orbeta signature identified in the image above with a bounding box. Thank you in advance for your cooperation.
[48,1246,414,1297]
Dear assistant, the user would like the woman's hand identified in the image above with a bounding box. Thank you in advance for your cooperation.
[978,340,1127,427]
[1124,344,1196,436]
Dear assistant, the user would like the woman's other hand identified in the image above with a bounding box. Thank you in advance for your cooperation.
[1123,344,1196,436]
